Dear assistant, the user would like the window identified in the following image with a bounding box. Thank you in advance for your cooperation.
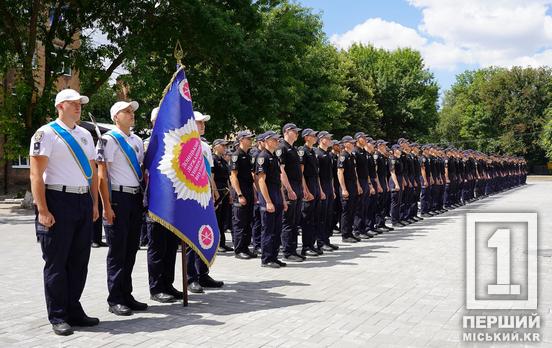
[12,156,30,169]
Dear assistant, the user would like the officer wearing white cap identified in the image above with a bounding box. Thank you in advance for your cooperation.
[146,106,182,304]
[97,100,147,316]
[30,88,99,335]
[187,110,224,293]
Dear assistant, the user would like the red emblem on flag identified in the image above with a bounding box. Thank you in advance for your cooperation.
[198,225,214,249]
[179,79,192,101]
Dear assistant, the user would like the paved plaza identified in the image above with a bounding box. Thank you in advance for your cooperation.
[0,178,551,347]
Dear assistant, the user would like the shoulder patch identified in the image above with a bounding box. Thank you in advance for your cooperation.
[392,159,396,165]
[298,150,304,157]
[373,154,378,160]
[33,130,44,142]
[257,157,265,165]
[232,155,238,162]
[81,137,88,146]
[422,157,426,163]
[339,155,345,162]
[250,157,255,164]
[276,149,282,157]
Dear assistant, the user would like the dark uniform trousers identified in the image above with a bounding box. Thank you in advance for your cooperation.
[410,179,421,218]
[340,182,358,239]
[400,181,413,220]
[332,179,342,232]
[251,201,262,249]
[365,178,378,232]
[281,180,303,257]
[37,190,93,324]
[389,177,403,223]
[353,179,369,234]
[147,220,179,295]
[444,182,454,207]
[232,189,254,254]
[430,184,440,211]
[375,177,389,228]
[105,190,143,306]
[92,199,103,244]
[318,180,334,247]
[301,176,320,251]
[215,184,232,247]
[260,186,284,264]
[187,250,209,282]
[420,180,432,214]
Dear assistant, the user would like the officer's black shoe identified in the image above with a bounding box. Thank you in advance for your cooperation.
[301,249,319,257]
[373,228,386,234]
[261,262,280,268]
[127,298,148,311]
[312,247,324,255]
[151,292,177,303]
[383,225,394,231]
[199,275,224,288]
[407,218,417,224]
[284,254,304,262]
[167,287,184,300]
[245,250,258,258]
[217,246,228,253]
[275,259,287,267]
[253,247,262,255]
[235,252,251,260]
[223,245,234,252]
[52,322,73,336]
[95,241,108,247]
[321,244,334,252]
[355,233,371,240]
[68,315,99,327]
[187,281,204,293]
[108,304,132,316]
[415,216,424,221]
[328,243,339,250]
[342,237,358,243]
[366,231,378,237]
[421,213,432,217]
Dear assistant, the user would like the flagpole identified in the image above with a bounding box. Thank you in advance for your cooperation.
[174,40,189,307]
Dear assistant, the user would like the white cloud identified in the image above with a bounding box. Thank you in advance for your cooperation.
[331,0,552,71]
[330,18,427,51]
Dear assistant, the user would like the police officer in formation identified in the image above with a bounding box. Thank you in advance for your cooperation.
[32,89,528,334]
[30,89,99,335]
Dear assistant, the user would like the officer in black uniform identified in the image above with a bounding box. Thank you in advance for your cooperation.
[374,140,393,232]
[352,132,372,239]
[420,145,433,217]
[256,131,288,268]
[299,128,324,256]
[315,131,339,251]
[389,144,405,227]
[230,131,257,260]
[212,139,234,252]
[30,89,99,335]
[277,123,305,262]
[443,147,456,209]
[409,143,423,221]
[337,136,361,243]
[364,138,379,236]
[331,140,342,233]
[250,133,266,255]
[397,139,414,224]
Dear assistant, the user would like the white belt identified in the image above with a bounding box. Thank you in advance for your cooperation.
[46,184,89,194]
[112,185,141,194]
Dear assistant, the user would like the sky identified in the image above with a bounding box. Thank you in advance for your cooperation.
[297,0,552,93]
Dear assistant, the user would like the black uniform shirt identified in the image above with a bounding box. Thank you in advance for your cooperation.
[277,141,302,183]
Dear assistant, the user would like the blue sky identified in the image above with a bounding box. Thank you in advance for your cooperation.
[297,0,552,93]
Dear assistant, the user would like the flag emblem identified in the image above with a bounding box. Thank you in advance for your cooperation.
[199,225,215,249]
[179,78,192,101]
[158,118,211,208]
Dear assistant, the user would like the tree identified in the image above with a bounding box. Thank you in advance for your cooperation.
[437,67,552,164]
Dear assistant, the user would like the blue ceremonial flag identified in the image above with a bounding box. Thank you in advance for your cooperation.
[144,67,219,266]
